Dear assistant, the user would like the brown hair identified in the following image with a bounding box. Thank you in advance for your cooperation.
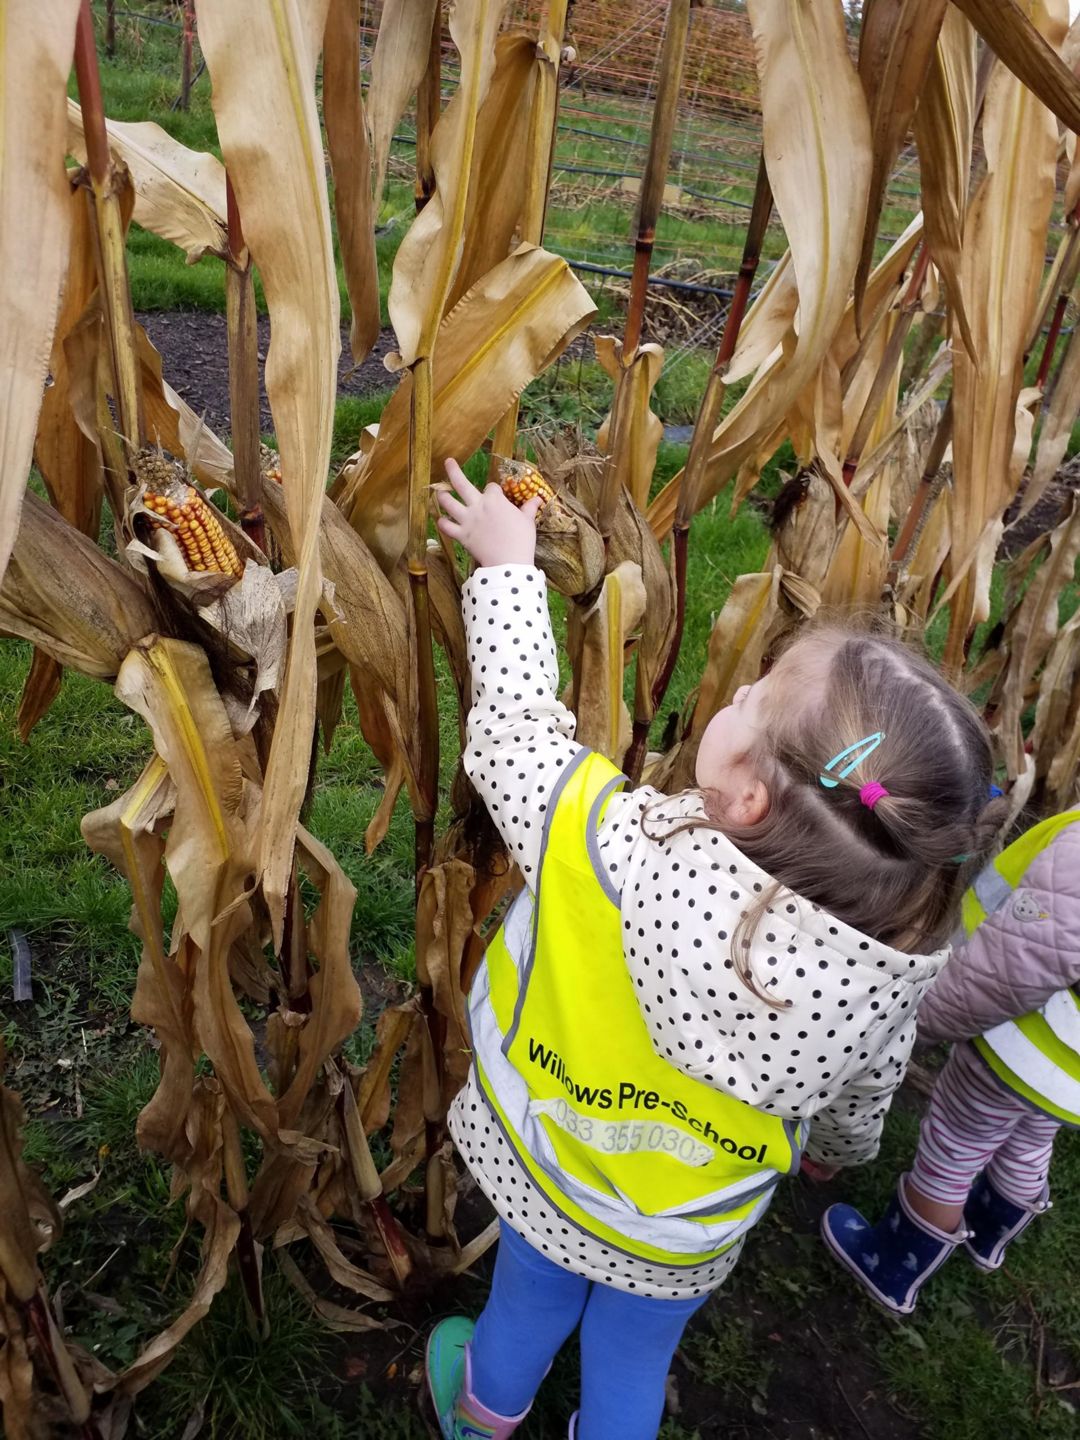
[651,623,1006,1001]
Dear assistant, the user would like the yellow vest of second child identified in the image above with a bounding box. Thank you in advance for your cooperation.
[962,809,1080,1127]
[468,747,805,1269]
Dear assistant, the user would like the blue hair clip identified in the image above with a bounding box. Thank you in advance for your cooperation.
[819,732,885,789]
[989,784,1004,799]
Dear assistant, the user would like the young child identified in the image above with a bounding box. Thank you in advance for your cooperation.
[427,460,1000,1440]
[821,810,1079,1315]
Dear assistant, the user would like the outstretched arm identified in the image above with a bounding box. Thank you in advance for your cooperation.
[437,460,582,887]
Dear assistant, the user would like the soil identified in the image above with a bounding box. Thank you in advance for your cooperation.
[1003,452,1080,558]
[137,311,402,437]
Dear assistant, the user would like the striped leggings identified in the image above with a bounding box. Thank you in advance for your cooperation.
[910,1041,1061,1206]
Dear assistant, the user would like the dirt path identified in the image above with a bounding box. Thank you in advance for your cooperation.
[138,310,400,437]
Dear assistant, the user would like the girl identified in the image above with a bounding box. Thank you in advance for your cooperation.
[822,811,1079,1315]
[427,460,1001,1440]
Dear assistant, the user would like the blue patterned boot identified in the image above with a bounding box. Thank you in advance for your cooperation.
[821,1174,968,1315]
[964,1174,1051,1272]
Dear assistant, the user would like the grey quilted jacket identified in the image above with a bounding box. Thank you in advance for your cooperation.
[918,822,1080,1043]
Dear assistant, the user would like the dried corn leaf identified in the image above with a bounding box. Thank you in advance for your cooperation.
[855,0,947,322]
[198,0,340,943]
[821,466,893,608]
[136,324,236,492]
[444,33,539,312]
[116,1083,241,1395]
[952,0,1080,130]
[995,496,1080,775]
[24,185,105,735]
[356,1001,417,1132]
[81,758,194,1161]
[417,858,477,1102]
[767,469,837,595]
[388,0,510,367]
[1030,608,1080,781]
[323,0,380,362]
[0,1,81,587]
[595,338,665,512]
[913,7,977,356]
[724,250,796,385]
[1022,320,1080,520]
[276,828,362,1128]
[686,0,871,512]
[367,0,440,200]
[945,1,1063,672]
[568,561,647,761]
[0,492,156,679]
[67,98,227,263]
[341,246,595,572]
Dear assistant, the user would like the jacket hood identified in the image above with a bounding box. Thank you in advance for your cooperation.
[617,790,948,1120]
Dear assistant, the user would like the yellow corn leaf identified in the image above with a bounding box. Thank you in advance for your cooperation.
[952,0,1080,129]
[854,0,947,321]
[341,245,595,572]
[568,561,647,761]
[444,34,539,313]
[367,0,440,200]
[0,1,81,587]
[945,0,1064,673]
[388,0,510,367]
[0,492,156,679]
[723,251,796,385]
[323,0,380,362]
[913,8,977,356]
[66,98,227,263]
[1022,319,1080,520]
[595,337,665,512]
[686,0,871,512]
[198,0,340,944]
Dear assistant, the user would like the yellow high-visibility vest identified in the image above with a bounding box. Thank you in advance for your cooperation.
[962,809,1080,1127]
[469,747,805,1268]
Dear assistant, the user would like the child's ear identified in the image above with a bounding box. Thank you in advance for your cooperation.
[728,779,770,828]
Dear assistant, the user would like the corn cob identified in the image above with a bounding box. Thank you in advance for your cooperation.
[494,456,556,509]
[135,449,243,580]
[260,443,283,484]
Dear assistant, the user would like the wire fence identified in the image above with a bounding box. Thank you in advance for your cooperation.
[98,1,1076,435]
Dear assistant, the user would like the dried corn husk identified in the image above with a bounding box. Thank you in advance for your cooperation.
[367,0,441,201]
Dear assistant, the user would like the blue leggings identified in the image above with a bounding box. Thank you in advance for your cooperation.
[470,1223,709,1439]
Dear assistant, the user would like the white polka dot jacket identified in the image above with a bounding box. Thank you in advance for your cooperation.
[449,565,949,1296]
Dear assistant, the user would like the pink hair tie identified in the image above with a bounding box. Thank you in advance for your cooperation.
[859,781,889,811]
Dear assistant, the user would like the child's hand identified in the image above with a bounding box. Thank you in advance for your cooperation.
[800,1157,840,1183]
[436,458,542,569]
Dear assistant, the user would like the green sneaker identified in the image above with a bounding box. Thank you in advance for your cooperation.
[425,1317,530,1439]
[426,1316,474,1438]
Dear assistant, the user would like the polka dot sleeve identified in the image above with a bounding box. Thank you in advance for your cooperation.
[803,1017,917,1166]
[461,564,582,886]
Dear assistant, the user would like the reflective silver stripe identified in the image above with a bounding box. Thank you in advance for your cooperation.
[783,1118,806,1174]
[470,965,779,1256]
[972,864,1012,917]
[502,745,588,1058]
[586,772,628,905]
[981,1019,1080,1116]
[1043,988,1080,1054]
